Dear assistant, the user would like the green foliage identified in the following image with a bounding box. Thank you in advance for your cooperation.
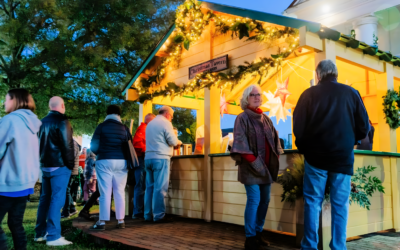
[382,89,400,129]
[349,165,385,210]
[188,122,197,142]
[0,0,182,134]
[276,154,305,204]
[277,156,385,210]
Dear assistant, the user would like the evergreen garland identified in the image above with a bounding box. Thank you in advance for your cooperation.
[382,89,400,129]
[131,0,300,103]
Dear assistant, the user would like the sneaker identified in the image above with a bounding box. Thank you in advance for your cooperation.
[79,210,93,221]
[46,237,73,246]
[69,210,79,217]
[89,222,105,231]
[116,222,125,229]
[34,233,48,242]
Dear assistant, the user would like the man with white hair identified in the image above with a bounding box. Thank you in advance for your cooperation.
[35,96,75,246]
[131,113,156,219]
[144,106,181,223]
[293,59,370,249]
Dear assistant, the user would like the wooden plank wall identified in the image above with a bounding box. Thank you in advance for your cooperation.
[166,157,205,219]
[166,153,399,238]
[346,154,394,237]
[211,155,296,234]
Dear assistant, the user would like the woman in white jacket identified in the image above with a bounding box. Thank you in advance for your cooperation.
[0,89,42,250]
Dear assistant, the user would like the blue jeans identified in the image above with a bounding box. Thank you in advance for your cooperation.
[144,159,170,221]
[301,161,351,250]
[244,184,271,237]
[35,167,71,241]
[133,158,146,216]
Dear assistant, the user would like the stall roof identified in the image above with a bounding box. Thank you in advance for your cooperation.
[122,1,400,95]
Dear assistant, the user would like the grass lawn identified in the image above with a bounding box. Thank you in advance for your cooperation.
[1,194,127,250]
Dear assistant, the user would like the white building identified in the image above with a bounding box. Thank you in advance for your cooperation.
[283,0,400,56]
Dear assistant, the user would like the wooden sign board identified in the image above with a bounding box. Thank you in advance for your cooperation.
[188,55,228,79]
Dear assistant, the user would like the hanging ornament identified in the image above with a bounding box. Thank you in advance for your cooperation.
[274,77,291,107]
[220,94,228,118]
[262,91,293,124]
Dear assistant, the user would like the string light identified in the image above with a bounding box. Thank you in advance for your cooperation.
[135,0,300,102]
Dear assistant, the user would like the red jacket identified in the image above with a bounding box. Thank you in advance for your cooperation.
[133,123,147,157]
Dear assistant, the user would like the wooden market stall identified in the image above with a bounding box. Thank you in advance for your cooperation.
[122,1,400,249]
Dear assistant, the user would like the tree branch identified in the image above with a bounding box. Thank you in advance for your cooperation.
[0,54,8,70]
[0,0,9,16]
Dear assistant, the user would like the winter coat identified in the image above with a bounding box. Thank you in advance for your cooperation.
[72,140,81,175]
[231,109,283,185]
[293,76,370,175]
[90,114,130,160]
[38,111,75,170]
[0,109,42,192]
[84,154,96,180]
[133,122,147,157]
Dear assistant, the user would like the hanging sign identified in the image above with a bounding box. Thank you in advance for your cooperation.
[188,55,228,79]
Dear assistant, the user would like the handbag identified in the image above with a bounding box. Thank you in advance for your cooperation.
[123,127,139,170]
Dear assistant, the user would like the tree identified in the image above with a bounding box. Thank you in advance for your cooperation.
[0,0,182,134]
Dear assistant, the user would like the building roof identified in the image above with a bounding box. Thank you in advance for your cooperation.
[122,1,400,95]
[287,0,309,9]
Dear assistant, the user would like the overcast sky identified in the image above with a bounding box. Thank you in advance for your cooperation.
[206,0,294,15]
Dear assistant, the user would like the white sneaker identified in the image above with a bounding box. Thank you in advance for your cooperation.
[34,232,48,242]
[46,237,73,246]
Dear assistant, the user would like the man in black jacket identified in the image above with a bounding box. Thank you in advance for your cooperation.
[293,59,370,250]
[34,96,75,246]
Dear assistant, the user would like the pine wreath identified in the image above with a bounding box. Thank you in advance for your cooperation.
[382,89,400,129]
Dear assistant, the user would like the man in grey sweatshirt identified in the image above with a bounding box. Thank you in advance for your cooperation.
[144,106,181,222]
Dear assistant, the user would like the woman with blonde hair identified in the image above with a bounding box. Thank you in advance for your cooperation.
[230,84,283,250]
[0,89,42,250]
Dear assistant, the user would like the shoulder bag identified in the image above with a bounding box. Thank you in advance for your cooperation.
[123,127,139,170]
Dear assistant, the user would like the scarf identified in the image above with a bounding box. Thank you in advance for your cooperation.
[105,114,122,123]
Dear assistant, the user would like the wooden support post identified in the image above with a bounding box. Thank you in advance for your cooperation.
[196,108,204,128]
[203,86,220,222]
[376,63,396,152]
[139,101,153,124]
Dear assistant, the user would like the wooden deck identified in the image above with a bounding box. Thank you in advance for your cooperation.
[72,215,298,250]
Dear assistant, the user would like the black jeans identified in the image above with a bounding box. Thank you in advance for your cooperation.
[81,182,100,212]
[70,175,80,202]
[62,175,78,215]
[0,195,28,250]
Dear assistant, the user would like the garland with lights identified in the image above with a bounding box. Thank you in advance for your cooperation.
[133,0,300,103]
